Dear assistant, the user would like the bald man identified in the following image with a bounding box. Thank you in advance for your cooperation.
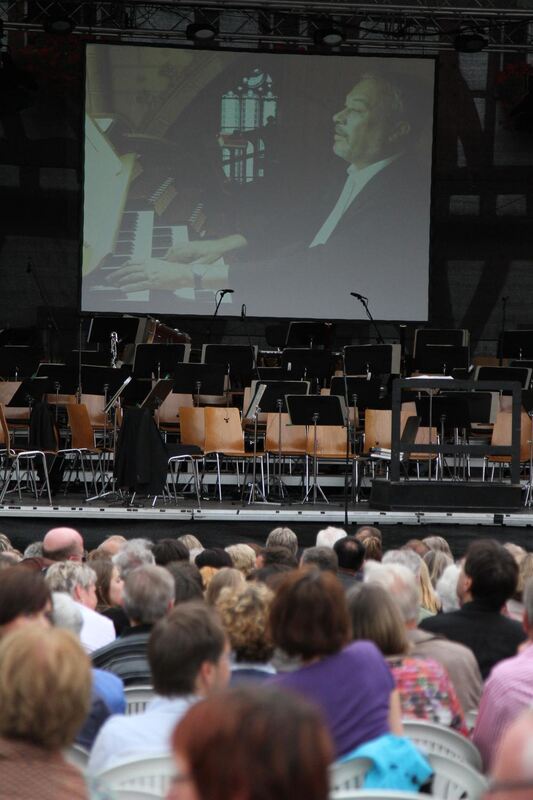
[42,527,85,562]
[488,708,533,799]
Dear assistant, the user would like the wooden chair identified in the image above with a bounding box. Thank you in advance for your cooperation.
[0,381,30,436]
[167,406,205,503]
[0,403,53,504]
[305,423,355,503]
[264,412,307,495]
[483,410,530,481]
[158,392,193,437]
[62,404,107,496]
[204,407,263,502]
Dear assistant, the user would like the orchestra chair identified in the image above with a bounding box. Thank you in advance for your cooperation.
[304,423,357,503]
[0,403,53,505]
[482,410,530,482]
[158,393,193,439]
[61,404,108,497]
[264,412,307,495]
[408,425,440,479]
[168,406,205,504]
[203,407,264,502]
[0,381,30,442]
[361,403,417,480]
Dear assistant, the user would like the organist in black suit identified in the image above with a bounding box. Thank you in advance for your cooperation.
[107,68,430,309]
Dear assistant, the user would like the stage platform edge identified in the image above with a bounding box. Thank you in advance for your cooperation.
[369,479,523,513]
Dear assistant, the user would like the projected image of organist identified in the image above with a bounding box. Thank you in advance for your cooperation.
[83,53,433,319]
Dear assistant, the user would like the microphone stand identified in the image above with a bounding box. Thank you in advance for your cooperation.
[351,294,385,345]
[241,304,260,381]
[207,289,230,343]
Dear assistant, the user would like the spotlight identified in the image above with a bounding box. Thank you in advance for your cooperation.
[43,6,75,35]
[186,22,217,43]
[314,26,345,47]
[454,32,488,53]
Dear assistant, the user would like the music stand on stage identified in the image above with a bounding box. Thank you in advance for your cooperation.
[474,365,532,391]
[286,394,347,504]
[140,379,175,430]
[201,344,257,389]
[7,377,49,408]
[242,383,267,505]
[0,347,40,379]
[501,331,533,360]
[35,363,79,419]
[134,343,190,379]
[281,348,333,385]
[344,344,401,376]
[285,321,335,349]
[172,364,227,407]
[415,345,470,375]
[415,393,471,480]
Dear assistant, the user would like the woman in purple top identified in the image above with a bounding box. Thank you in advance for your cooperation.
[269,568,402,758]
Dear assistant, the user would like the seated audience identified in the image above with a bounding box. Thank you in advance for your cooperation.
[403,539,430,559]
[113,538,155,578]
[93,535,127,559]
[255,546,298,570]
[0,626,91,800]
[225,543,256,576]
[91,558,128,635]
[166,562,205,604]
[300,546,339,573]
[420,539,526,679]
[88,602,230,774]
[422,535,452,558]
[507,552,533,622]
[423,549,452,589]
[365,561,482,714]
[435,563,461,612]
[177,534,204,562]
[42,526,85,563]
[269,568,402,757]
[473,577,533,770]
[347,582,468,735]
[383,549,440,617]
[91,564,175,684]
[169,686,332,800]
[216,583,275,683]
[355,525,382,545]
[333,536,365,589]
[316,525,347,549]
[152,538,189,566]
[45,562,115,652]
[0,568,52,635]
[195,548,233,570]
[266,526,298,557]
[205,567,245,606]
[247,563,292,589]
[488,708,533,800]
[360,535,383,562]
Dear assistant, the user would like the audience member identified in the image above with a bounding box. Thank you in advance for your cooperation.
[0,626,91,800]
[0,533,12,552]
[216,583,275,683]
[91,558,128,635]
[152,538,189,566]
[420,539,526,679]
[169,686,333,800]
[383,549,440,617]
[488,708,533,800]
[422,535,452,558]
[266,526,298,556]
[195,548,233,570]
[42,526,85,563]
[269,568,401,757]
[46,562,115,652]
[91,564,175,684]
[256,546,298,569]
[22,541,43,559]
[316,525,347,549]
[113,538,155,578]
[166,561,205,604]
[199,566,218,590]
[347,582,467,735]
[423,549,452,589]
[248,563,292,589]
[355,525,382,544]
[403,539,430,558]
[435,563,461,612]
[365,561,482,714]
[507,552,533,622]
[0,568,52,635]
[473,577,533,769]
[225,543,256,576]
[300,546,339,573]
[205,567,245,606]
[360,536,383,562]
[88,602,230,774]
[93,535,127,559]
[333,536,365,589]
[177,534,204,563]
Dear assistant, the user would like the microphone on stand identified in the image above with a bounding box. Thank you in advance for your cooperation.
[217,288,234,297]
[241,304,247,320]
[350,291,368,302]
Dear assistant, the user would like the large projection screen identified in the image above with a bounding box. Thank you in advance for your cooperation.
[82,44,435,320]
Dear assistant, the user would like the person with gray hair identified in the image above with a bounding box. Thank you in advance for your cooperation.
[364,561,482,715]
[23,541,43,559]
[300,546,339,573]
[266,527,298,557]
[473,577,533,770]
[46,562,115,653]
[435,563,461,612]
[112,538,155,578]
[315,526,346,549]
[92,565,175,685]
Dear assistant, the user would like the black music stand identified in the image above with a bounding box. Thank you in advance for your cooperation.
[0,347,40,379]
[202,344,256,390]
[330,376,390,413]
[285,321,334,348]
[286,394,347,504]
[67,350,110,367]
[416,345,470,375]
[475,366,532,392]
[140,378,174,418]
[344,344,400,376]
[501,330,533,360]
[415,394,471,480]
[281,348,332,386]
[87,317,139,345]
[7,377,49,407]
[172,364,226,407]
[35,364,78,422]
[134,344,189,379]
[256,367,293,381]
[249,380,310,501]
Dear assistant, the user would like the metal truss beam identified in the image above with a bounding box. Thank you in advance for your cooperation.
[2,0,533,52]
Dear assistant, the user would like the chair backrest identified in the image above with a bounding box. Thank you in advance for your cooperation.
[363,404,419,454]
[204,407,244,454]
[265,412,307,454]
[403,719,482,770]
[428,752,488,799]
[95,754,175,794]
[179,407,205,450]
[0,404,13,453]
[158,393,193,427]
[0,381,29,422]
[81,393,107,428]
[66,404,95,450]
[306,425,349,458]
[490,410,531,461]
[124,685,155,715]
[330,756,372,792]
[63,743,90,772]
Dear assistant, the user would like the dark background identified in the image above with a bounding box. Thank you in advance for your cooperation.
[1,35,533,357]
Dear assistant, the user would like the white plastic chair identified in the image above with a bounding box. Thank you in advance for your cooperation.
[63,743,90,772]
[402,719,483,771]
[330,792,428,800]
[124,685,154,715]
[111,790,163,800]
[330,757,372,792]
[95,754,175,795]
[428,752,488,800]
